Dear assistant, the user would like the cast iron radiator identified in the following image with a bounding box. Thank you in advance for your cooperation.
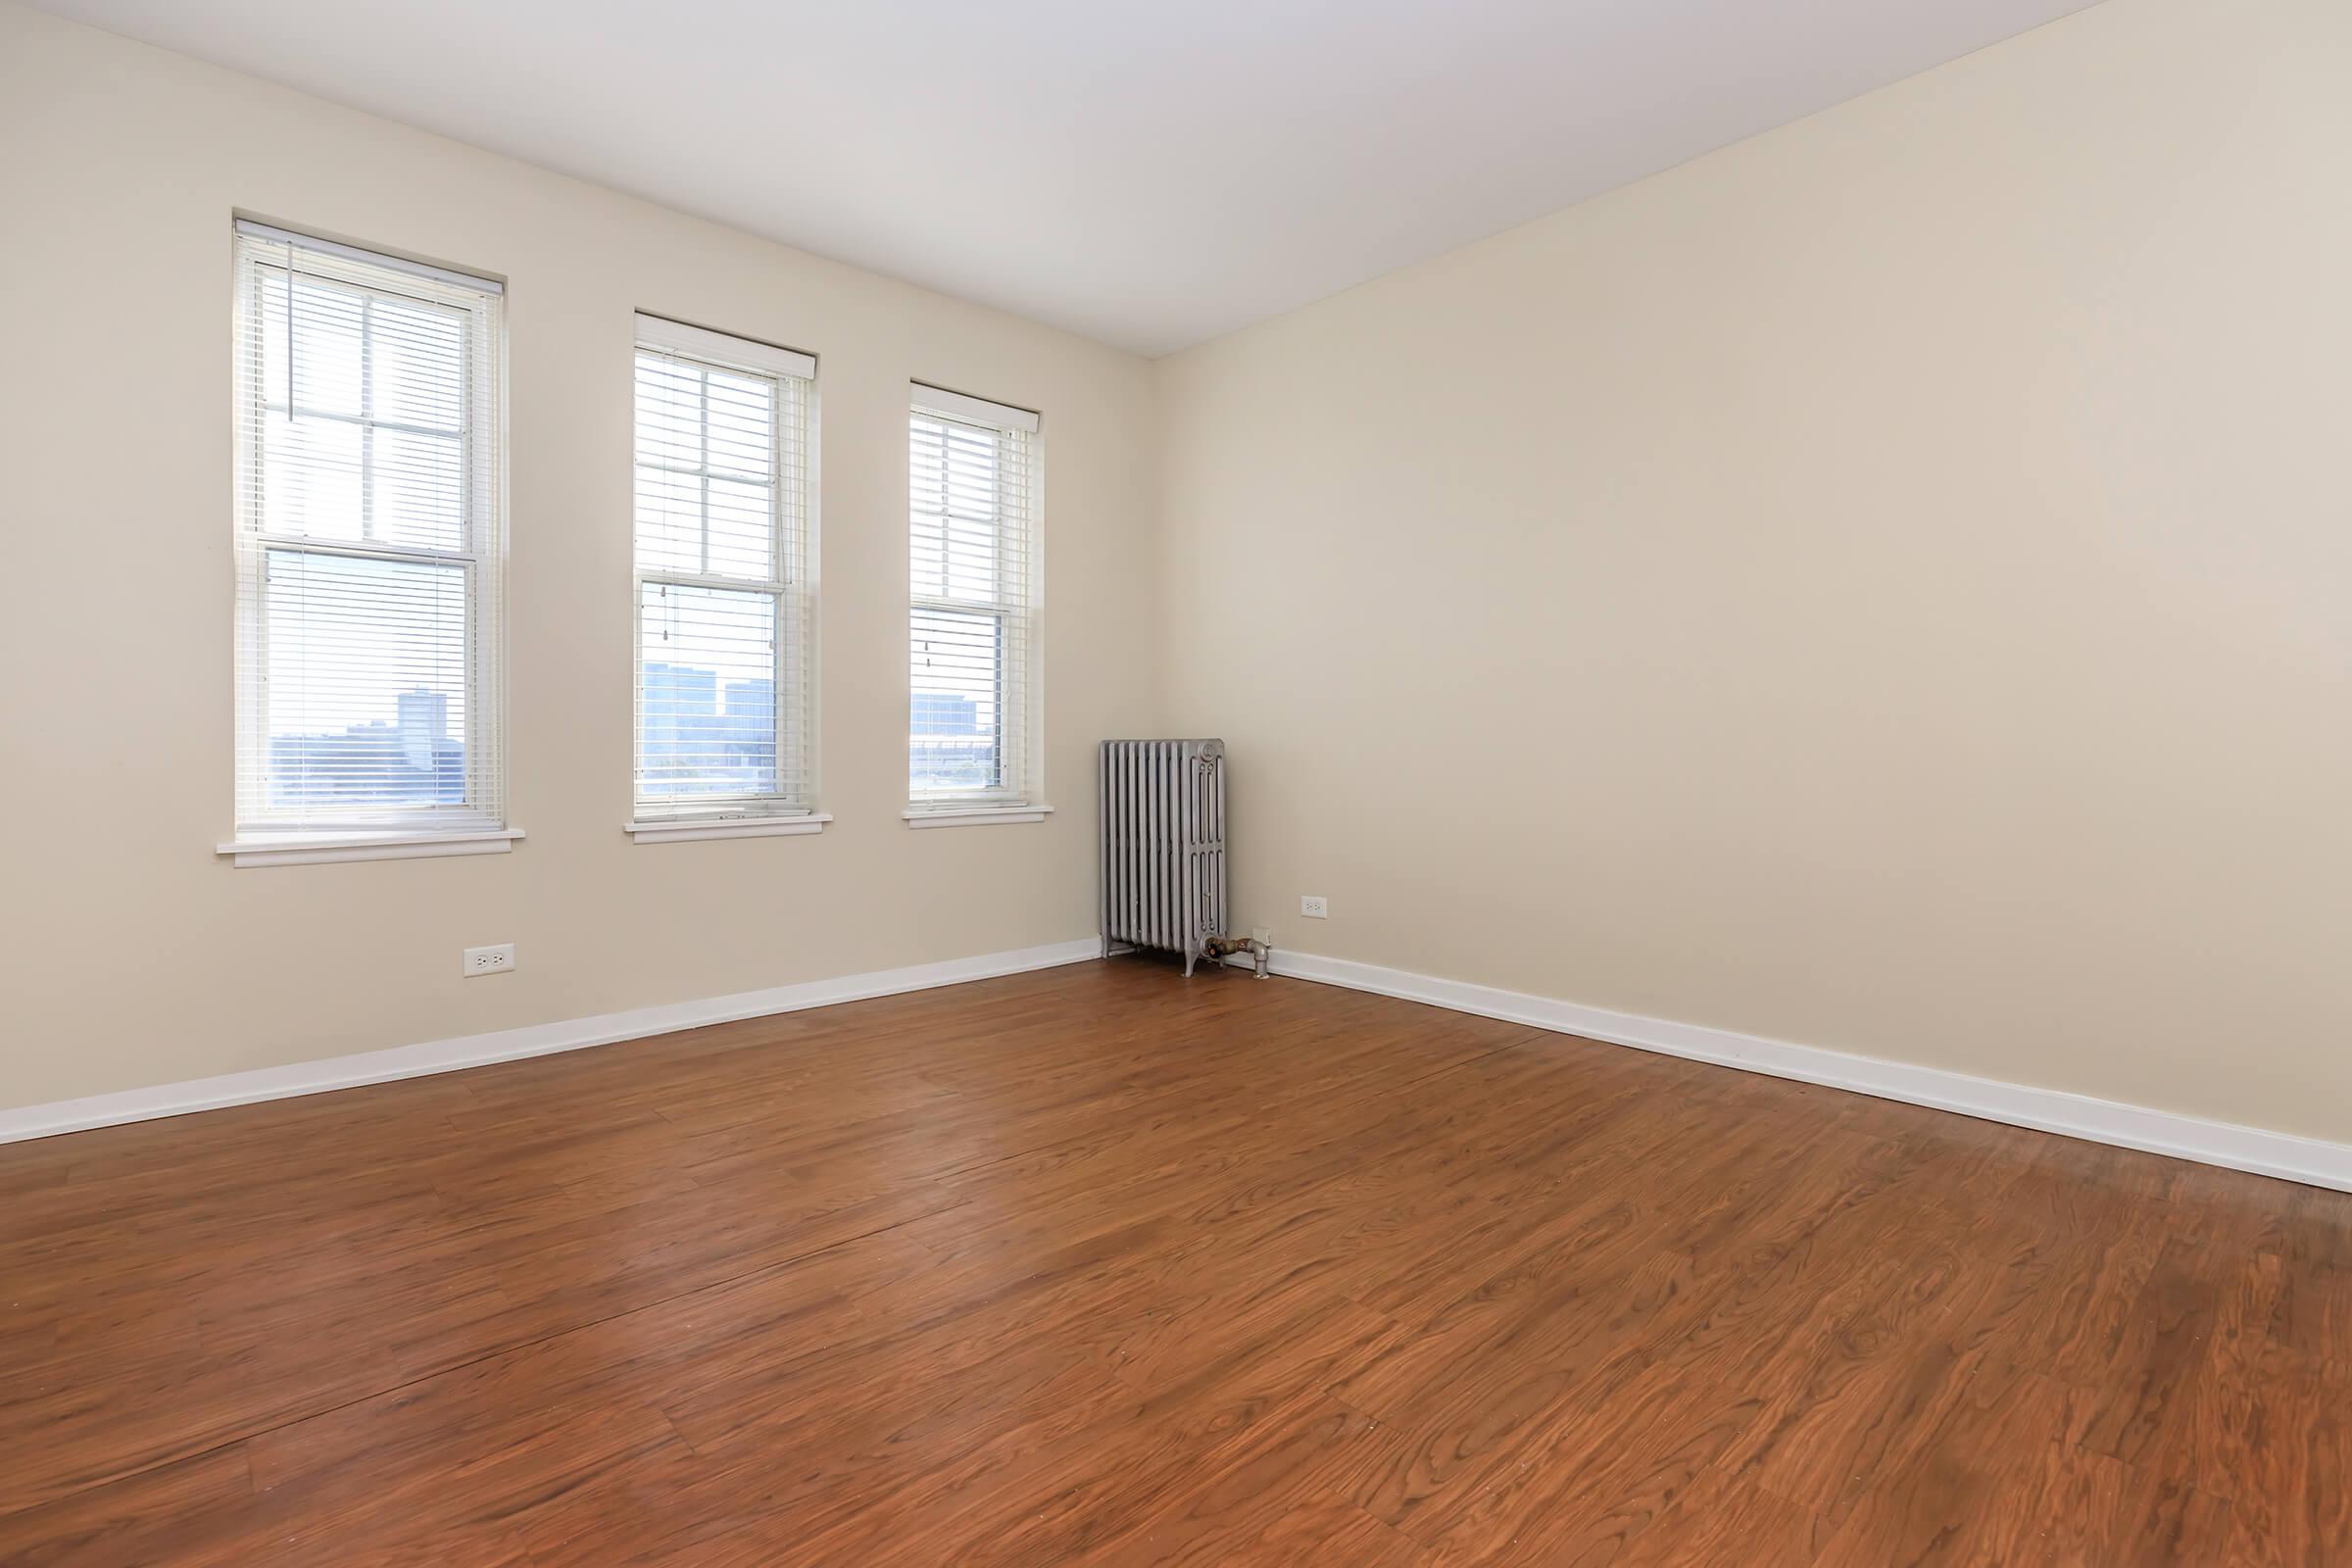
[1099,739,1263,977]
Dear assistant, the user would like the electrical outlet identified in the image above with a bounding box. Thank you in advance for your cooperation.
[464,944,515,977]
[1300,896,1329,919]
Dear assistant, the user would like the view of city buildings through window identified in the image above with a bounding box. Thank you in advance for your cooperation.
[268,687,466,808]
[266,657,994,809]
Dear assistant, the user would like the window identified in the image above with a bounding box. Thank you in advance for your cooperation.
[227,222,510,861]
[630,316,817,839]
[907,385,1042,818]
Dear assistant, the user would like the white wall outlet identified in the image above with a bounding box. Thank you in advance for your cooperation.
[1300,896,1329,919]
[463,943,515,977]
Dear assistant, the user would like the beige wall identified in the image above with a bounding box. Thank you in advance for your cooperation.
[1158,0,2352,1143]
[0,3,1160,1109]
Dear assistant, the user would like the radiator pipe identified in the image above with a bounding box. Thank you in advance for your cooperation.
[1201,934,1272,980]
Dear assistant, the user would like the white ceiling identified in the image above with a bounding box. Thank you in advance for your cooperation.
[36,0,2098,357]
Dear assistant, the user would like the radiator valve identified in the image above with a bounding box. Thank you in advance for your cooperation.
[1201,934,1272,980]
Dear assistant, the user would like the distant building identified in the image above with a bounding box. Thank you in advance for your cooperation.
[911,691,978,735]
[641,662,718,758]
[723,678,773,721]
[639,662,776,796]
[397,688,449,770]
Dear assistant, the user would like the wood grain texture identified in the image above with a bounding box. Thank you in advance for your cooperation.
[1,957,2344,1565]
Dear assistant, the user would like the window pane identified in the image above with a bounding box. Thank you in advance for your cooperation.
[703,368,774,482]
[371,426,465,553]
[263,270,365,417]
[262,413,364,542]
[367,295,466,429]
[639,582,778,800]
[909,607,1003,794]
[707,477,774,580]
[262,550,468,811]
[635,356,705,469]
[634,468,706,576]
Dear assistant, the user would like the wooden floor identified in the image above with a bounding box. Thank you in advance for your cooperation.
[2,961,2345,1566]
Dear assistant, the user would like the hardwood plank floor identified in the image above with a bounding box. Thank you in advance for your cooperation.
[2,958,2344,1565]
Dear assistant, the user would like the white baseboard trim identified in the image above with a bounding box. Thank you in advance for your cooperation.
[0,939,1102,1147]
[16,936,2343,1194]
[1266,949,2352,1194]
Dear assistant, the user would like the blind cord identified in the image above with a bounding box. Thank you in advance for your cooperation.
[283,244,296,423]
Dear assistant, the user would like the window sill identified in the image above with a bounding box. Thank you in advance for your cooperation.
[626,813,832,844]
[902,805,1054,830]
[218,828,525,868]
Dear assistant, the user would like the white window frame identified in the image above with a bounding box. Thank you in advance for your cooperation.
[219,220,515,869]
[626,315,822,843]
[905,383,1046,825]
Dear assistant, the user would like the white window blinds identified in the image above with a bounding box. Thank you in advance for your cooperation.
[908,385,1041,807]
[633,317,816,819]
[231,221,507,834]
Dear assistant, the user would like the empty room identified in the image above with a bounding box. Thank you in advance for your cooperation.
[1,0,2345,1562]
